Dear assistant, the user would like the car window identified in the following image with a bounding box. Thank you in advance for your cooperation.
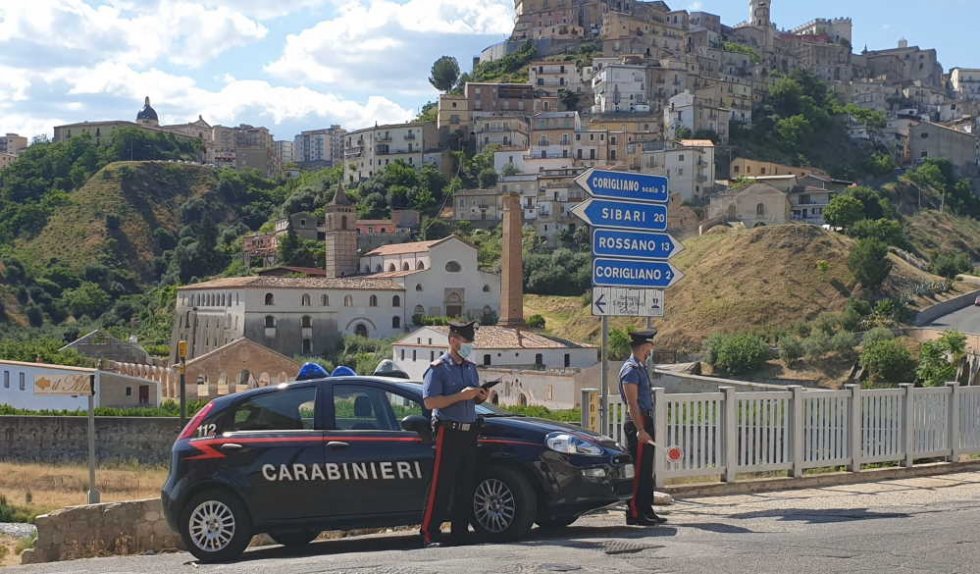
[224,386,317,432]
[332,385,422,431]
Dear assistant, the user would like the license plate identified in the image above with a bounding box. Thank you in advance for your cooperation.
[623,464,634,479]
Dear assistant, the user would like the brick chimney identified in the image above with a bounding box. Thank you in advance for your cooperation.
[498,192,524,327]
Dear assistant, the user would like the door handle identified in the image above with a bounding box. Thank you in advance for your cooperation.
[326,441,350,449]
[220,443,244,450]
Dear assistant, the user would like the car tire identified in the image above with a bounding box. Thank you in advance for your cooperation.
[536,515,578,530]
[179,488,253,563]
[269,529,319,548]
[471,466,537,542]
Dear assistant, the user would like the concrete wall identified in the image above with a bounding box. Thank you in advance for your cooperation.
[913,288,980,326]
[0,416,180,465]
[22,498,182,564]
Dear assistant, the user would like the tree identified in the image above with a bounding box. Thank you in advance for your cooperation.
[823,194,865,229]
[860,339,916,387]
[916,341,956,387]
[848,239,892,292]
[277,223,301,265]
[557,88,581,111]
[429,56,461,93]
[848,218,906,248]
[478,167,498,189]
[63,282,110,319]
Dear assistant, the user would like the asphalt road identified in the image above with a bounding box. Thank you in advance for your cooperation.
[927,302,980,335]
[8,472,980,574]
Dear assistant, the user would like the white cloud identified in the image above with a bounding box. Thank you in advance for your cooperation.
[266,0,514,90]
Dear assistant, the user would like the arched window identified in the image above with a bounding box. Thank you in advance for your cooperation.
[393,295,401,307]
[756,202,766,217]
[727,204,737,220]
[375,264,382,272]
[388,263,396,272]
[445,261,462,272]
[355,323,368,337]
[369,295,378,307]
[321,294,329,306]
[301,294,311,306]
[392,316,401,329]
[402,262,410,271]
[344,295,354,307]
[416,284,423,292]
[482,284,490,292]
[264,316,275,328]
[417,261,425,270]
[264,293,274,305]
[363,265,370,273]
[341,215,348,230]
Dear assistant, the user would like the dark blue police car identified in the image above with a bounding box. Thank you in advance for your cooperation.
[162,375,634,562]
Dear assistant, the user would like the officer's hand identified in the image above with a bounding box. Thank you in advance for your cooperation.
[459,387,484,401]
[637,429,653,445]
[475,388,489,402]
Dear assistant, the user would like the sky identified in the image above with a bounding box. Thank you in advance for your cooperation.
[0,0,977,144]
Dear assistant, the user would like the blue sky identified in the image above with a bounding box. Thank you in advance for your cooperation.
[0,1,976,144]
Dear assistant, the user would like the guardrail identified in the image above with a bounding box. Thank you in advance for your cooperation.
[582,383,980,488]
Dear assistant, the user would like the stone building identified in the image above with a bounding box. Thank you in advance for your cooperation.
[0,133,28,155]
[707,182,792,227]
[60,330,150,364]
[907,121,980,175]
[642,139,716,202]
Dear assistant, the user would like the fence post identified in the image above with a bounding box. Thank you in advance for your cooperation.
[581,388,598,432]
[722,386,738,483]
[900,383,915,467]
[653,388,667,489]
[789,386,804,478]
[948,382,961,462]
[846,384,862,473]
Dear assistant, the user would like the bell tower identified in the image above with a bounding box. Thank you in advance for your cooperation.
[750,0,771,28]
[324,186,358,278]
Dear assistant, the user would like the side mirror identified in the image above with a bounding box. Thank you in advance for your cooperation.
[400,415,432,442]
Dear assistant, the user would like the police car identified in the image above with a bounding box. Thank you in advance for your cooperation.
[162,375,634,562]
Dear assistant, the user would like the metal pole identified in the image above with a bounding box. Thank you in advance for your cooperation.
[179,357,187,427]
[87,372,100,504]
[600,315,609,435]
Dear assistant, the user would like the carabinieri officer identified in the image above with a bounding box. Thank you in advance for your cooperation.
[420,320,487,547]
[619,329,667,526]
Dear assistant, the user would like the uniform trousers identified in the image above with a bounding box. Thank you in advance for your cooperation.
[624,412,655,519]
[420,422,478,543]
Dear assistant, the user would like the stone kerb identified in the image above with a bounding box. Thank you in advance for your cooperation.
[21,498,182,564]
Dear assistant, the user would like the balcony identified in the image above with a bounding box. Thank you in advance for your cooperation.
[375,134,392,142]
[404,133,417,141]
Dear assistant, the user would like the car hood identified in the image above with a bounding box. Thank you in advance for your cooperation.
[480,415,623,450]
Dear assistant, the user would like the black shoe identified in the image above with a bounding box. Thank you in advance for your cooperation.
[644,512,668,524]
[626,514,663,526]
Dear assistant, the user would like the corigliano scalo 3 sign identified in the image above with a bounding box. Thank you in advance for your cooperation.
[574,168,669,204]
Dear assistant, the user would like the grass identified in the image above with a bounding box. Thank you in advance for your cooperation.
[0,462,169,519]
[904,210,980,263]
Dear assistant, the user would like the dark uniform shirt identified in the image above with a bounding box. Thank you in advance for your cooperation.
[618,354,652,413]
[423,352,480,423]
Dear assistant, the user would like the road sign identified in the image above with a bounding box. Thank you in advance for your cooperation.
[592,287,665,317]
[570,198,668,233]
[592,229,684,260]
[575,168,669,204]
[593,258,684,289]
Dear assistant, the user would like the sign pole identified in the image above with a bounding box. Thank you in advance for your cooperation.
[600,315,609,435]
[87,371,100,504]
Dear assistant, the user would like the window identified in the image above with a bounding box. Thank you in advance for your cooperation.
[483,284,490,293]
[535,354,544,366]
[18,373,25,391]
[413,305,425,317]
[265,293,274,305]
[445,261,462,272]
[392,295,401,307]
[417,261,425,270]
[402,262,410,271]
[226,386,317,432]
[393,316,401,329]
[388,263,396,272]
[483,354,491,366]
[301,294,311,306]
[2,371,8,389]
[564,353,571,368]
[331,385,423,431]
[355,323,368,337]
[302,316,312,328]
[341,215,348,230]
[368,295,378,307]
[321,294,329,306]
[302,339,312,354]
[126,387,132,397]
[756,203,766,216]
[265,315,276,328]
[344,295,354,307]
[416,284,423,292]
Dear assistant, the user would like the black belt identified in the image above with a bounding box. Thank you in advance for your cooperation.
[437,420,477,431]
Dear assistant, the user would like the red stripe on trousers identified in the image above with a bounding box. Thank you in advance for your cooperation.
[629,437,645,519]
[420,425,446,543]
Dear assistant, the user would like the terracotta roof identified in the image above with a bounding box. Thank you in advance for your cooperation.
[368,270,422,278]
[396,326,594,350]
[678,139,715,147]
[364,238,446,257]
[357,219,395,226]
[179,276,403,291]
[256,266,327,277]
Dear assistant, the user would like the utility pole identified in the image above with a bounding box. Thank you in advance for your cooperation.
[177,340,188,426]
[87,361,101,504]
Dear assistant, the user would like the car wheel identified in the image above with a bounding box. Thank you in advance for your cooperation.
[179,489,252,563]
[471,466,537,541]
[269,529,319,548]
[536,515,578,530]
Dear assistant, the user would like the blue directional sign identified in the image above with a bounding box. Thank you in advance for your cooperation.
[592,229,684,260]
[592,258,684,289]
[570,198,668,233]
[575,168,669,204]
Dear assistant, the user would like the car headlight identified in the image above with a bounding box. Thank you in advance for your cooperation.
[545,432,604,457]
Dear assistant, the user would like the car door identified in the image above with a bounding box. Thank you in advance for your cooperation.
[325,383,434,518]
[212,384,329,524]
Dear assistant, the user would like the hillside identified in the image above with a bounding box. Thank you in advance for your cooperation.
[526,225,948,351]
[16,162,219,280]
[905,210,980,263]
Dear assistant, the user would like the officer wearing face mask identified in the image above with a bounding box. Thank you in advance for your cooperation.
[420,320,487,548]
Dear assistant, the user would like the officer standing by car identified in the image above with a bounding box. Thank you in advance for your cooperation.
[420,321,488,547]
[619,329,667,526]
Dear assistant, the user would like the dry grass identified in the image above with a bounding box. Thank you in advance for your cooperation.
[905,210,980,262]
[0,462,168,518]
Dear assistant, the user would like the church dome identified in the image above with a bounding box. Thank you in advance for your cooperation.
[136,97,158,122]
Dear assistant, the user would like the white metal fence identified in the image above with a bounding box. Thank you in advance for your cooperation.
[582,383,980,488]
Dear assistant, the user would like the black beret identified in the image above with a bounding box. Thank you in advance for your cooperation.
[448,321,476,342]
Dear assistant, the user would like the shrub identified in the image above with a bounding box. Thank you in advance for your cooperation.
[916,340,956,387]
[779,337,804,363]
[860,339,916,387]
[830,331,860,360]
[704,333,770,375]
[802,331,831,361]
[931,252,972,279]
[848,238,892,292]
[526,314,546,329]
[862,327,895,347]
[0,494,32,523]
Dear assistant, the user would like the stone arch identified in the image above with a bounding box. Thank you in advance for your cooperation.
[402,262,411,271]
[388,263,396,272]
[259,372,271,387]
[518,393,528,406]
[417,261,425,270]
[344,317,377,334]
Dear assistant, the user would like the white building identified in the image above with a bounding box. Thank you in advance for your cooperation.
[344,122,427,183]
[294,125,346,166]
[950,68,980,101]
[392,326,599,383]
[529,60,585,97]
[642,139,716,202]
[0,360,160,410]
[274,140,294,165]
[664,91,733,144]
[591,62,649,114]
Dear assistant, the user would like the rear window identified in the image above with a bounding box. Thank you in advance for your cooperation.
[220,387,317,432]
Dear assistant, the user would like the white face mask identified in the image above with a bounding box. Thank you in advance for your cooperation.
[459,343,474,359]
